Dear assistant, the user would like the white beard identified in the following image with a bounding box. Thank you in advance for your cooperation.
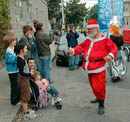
[88,30,98,38]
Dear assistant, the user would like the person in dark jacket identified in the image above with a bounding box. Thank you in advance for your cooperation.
[35,23,53,83]
[109,25,124,82]
[66,24,79,71]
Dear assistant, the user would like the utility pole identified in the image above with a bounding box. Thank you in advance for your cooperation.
[61,0,65,33]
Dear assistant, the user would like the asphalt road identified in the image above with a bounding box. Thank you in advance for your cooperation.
[20,60,130,122]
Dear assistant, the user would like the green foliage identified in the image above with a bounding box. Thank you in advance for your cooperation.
[45,0,61,20]
[0,0,10,60]
[0,0,10,41]
[45,0,62,29]
[88,4,98,21]
[65,0,88,27]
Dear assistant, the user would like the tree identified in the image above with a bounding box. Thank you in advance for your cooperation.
[88,4,98,21]
[0,0,10,44]
[65,0,88,27]
[0,0,10,60]
[45,0,61,21]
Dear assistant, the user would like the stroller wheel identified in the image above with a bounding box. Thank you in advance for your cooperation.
[55,102,62,110]
[32,106,38,111]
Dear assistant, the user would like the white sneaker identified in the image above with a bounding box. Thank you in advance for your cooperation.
[51,97,55,105]
[29,109,35,114]
[24,112,37,120]
[55,97,62,102]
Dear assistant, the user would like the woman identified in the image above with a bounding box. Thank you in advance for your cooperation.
[109,25,127,82]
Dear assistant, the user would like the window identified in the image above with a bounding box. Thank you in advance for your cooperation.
[19,0,24,18]
[29,4,32,21]
[124,4,125,12]
[36,8,38,18]
[127,17,129,25]
[126,4,128,12]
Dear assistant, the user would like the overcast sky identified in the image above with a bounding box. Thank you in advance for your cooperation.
[64,0,98,8]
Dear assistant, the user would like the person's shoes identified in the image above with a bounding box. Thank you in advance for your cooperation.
[51,97,55,105]
[69,68,75,71]
[29,108,35,114]
[90,98,99,103]
[49,80,54,84]
[24,112,37,120]
[111,76,120,83]
[98,106,105,115]
[75,67,80,70]
[11,101,20,106]
[55,97,62,102]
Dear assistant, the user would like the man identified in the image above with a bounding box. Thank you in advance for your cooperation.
[35,23,53,84]
[27,58,35,70]
[27,58,39,109]
[68,20,117,115]
[66,24,79,71]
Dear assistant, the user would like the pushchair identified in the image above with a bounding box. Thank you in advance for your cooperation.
[29,78,39,111]
[29,78,62,110]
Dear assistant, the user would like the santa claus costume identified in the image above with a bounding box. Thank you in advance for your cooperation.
[72,20,118,115]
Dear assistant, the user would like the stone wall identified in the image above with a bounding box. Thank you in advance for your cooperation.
[8,0,50,39]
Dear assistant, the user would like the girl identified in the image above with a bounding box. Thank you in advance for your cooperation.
[15,43,36,120]
[5,31,19,105]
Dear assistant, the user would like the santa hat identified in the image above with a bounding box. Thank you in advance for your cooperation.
[87,20,99,29]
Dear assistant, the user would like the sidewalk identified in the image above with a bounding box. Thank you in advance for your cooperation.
[0,43,57,122]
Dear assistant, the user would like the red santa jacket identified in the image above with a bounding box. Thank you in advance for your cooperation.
[73,34,118,73]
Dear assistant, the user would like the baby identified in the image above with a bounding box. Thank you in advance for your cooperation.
[33,71,62,108]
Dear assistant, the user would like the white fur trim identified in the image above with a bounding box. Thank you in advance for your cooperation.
[72,48,75,55]
[85,42,94,70]
[108,52,114,59]
[87,36,106,42]
[87,24,99,29]
[82,65,106,74]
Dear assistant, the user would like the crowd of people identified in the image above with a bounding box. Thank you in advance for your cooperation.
[4,18,125,120]
[4,19,62,120]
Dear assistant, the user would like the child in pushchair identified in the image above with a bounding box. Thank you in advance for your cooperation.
[32,71,62,109]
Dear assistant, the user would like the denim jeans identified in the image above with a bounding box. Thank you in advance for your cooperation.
[116,51,122,61]
[68,55,79,69]
[39,55,51,81]
[47,85,59,97]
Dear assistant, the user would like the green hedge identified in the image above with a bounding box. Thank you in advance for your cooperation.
[0,0,10,60]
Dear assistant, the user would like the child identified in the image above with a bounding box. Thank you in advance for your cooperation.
[5,31,19,105]
[33,71,62,108]
[19,25,33,60]
[15,43,36,120]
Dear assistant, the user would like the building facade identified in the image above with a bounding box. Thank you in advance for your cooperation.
[8,0,50,38]
[124,0,130,28]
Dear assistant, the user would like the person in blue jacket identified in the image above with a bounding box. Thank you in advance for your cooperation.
[5,31,19,105]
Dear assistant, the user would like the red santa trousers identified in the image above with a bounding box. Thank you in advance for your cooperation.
[88,70,106,100]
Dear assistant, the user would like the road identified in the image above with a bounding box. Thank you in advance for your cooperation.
[18,60,130,122]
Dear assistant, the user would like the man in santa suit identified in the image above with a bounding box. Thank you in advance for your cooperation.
[68,20,118,115]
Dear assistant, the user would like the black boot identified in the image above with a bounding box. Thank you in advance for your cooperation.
[90,98,99,103]
[98,100,105,115]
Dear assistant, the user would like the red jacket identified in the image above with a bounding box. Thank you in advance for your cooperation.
[73,34,118,73]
